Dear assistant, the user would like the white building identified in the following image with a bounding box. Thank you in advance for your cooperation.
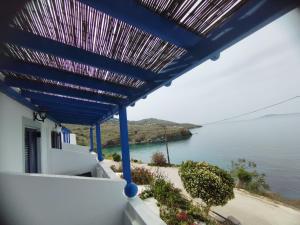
[0,91,165,225]
[0,0,298,225]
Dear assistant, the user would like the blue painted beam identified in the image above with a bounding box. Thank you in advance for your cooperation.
[39,110,103,119]
[49,112,98,123]
[0,80,59,123]
[0,79,36,111]
[96,113,117,125]
[53,117,95,125]
[78,0,200,49]
[34,103,106,117]
[127,0,299,106]
[31,99,110,114]
[31,99,109,113]
[96,123,103,161]
[0,57,137,97]
[40,109,102,118]
[159,0,299,79]
[47,110,100,119]
[1,1,200,49]
[49,112,100,122]
[90,127,94,152]
[5,76,122,105]
[119,105,138,198]
[21,90,115,111]
[3,28,157,82]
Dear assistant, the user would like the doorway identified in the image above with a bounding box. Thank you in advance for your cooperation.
[24,128,41,173]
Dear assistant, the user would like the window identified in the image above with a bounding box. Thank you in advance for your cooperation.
[51,131,62,149]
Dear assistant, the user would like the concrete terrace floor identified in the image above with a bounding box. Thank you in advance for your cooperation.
[105,160,300,225]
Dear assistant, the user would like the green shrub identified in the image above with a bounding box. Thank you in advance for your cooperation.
[237,168,252,188]
[139,189,153,200]
[149,174,190,210]
[140,173,218,225]
[131,158,143,163]
[151,152,167,166]
[131,167,154,185]
[187,205,217,225]
[179,161,235,215]
[160,206,195,225]
[230,158,270,194]
[112,153,121,162]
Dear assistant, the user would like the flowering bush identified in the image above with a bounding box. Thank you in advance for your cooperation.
[179,161,235,215]
[150,174,190,209]
[176,212,188,221]
[160,207,199,225]
[131,167,154,185]
[140,173,218,225]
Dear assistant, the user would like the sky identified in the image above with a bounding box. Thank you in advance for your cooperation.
[127,8,300,125]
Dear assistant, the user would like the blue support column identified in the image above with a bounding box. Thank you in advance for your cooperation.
[90,127,94,152]
[96,123,103,161]
[119,105,138,198]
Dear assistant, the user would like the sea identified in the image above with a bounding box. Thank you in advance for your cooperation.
[103,114,300,200]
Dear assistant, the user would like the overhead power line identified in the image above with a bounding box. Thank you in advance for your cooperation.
[203,96,300,125]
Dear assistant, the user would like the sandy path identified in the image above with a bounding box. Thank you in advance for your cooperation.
[105,160,300,225]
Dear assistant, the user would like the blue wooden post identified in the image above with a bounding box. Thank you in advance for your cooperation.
[96,123,103,161]
[119,105,138,198]
[90,127,94,152]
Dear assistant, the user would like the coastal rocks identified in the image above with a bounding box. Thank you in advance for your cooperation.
[68,118,199,148]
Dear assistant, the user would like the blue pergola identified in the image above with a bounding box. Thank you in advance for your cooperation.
[0,0,298,197]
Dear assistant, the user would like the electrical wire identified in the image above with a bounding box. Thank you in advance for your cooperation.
[203,96,300,125]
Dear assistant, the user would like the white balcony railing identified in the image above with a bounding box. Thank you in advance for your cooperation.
[0,163,166,225]
[47,147,97,175]
[0,172,127,225]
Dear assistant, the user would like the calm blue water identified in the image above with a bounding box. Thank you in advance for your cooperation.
[104,115,300,199]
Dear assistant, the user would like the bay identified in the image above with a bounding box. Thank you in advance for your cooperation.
[104,115,300,199]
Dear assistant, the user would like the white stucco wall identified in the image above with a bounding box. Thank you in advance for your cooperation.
[0,93,101,176]
[0,93,57,173]
[0,172,127,225]
[124,198,166,225]
[48,148,98,175]
[62,143,89,153]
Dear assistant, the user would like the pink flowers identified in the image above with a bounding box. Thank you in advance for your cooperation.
[176,211,188,221]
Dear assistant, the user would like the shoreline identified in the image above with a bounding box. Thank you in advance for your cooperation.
[102,134,193,149]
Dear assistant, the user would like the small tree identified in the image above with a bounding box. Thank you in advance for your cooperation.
[237,168,252,188]
[112,153,121,162]
[151,152,168,166]
[179,161,235,215]
[230,158,270,194]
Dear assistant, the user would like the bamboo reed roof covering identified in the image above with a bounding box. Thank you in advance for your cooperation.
[4,71,127,99]
[0,0,297,125]
[4,44,145,88]
[11,0,186,73]
[137,0,248,35]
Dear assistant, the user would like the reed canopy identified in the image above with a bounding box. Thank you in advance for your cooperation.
[0,0,298,125]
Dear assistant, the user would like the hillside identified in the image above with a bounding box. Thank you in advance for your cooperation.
[64,118,201,148]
